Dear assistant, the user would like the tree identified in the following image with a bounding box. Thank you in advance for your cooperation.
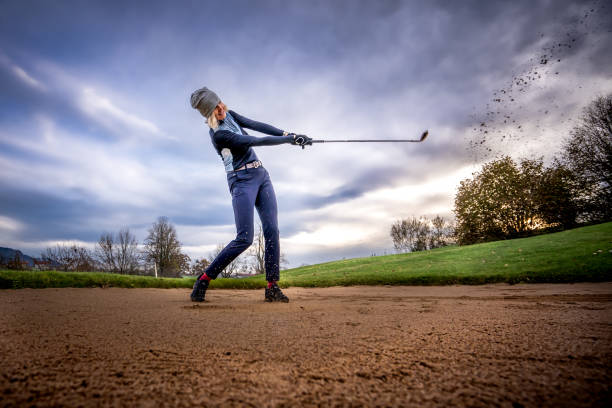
[116,228,140,274]
[42,244,95,272]
[414,218,430,252]
[191,258,210,276]
[42,245,68,271]
[430,215,454,249]
[453,156,578,245]
[95,228,140,274]
[558,94,612,222]
[536,163,580,229]
[6,252,26,270]
[390,218,418,253]
[175,253,191,275]
[143,217,185,277]
[390,216,452,253]
[96,233,116,272]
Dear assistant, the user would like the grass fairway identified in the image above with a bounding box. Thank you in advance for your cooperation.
[1,222,611,289]
[275,222,611,288]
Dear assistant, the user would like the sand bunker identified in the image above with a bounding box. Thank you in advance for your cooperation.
[1,283,611,407]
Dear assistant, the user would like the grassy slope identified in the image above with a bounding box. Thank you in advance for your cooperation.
[1,223,610,289]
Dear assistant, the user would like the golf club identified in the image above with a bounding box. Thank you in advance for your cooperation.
[310,130,429,145]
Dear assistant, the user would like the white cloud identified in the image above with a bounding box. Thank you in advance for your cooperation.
[0,215,23,232]
[78,87,163,137]
[0,115,198,212]
[0,52,46,90]
[12,65,44,90]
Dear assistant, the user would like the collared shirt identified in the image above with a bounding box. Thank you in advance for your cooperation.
[217,112,242,135]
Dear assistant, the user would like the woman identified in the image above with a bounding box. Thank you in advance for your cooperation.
[189,86,311,302]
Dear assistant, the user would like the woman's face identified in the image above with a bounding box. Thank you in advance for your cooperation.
[213,103,226,121]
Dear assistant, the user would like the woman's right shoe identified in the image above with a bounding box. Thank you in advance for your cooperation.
[190,276,209,302]
[265,284,289,303]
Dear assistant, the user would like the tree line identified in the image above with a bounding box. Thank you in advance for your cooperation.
[391,94,611,249]
[3,216,287,278]
[37,216,189,276]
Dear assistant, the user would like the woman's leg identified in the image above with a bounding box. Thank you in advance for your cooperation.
[255,171,280,282]
[204,180,257,279]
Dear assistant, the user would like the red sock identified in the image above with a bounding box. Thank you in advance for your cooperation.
[267,281,277,288]
[199,274,212,282]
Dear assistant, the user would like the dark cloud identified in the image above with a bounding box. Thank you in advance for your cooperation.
[0,183,234,243]
[0,186,105,242]
[301,168,400,208]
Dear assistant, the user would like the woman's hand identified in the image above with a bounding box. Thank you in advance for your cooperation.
[289,133,313,148]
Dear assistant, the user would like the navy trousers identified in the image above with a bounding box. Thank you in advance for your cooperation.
[205,166,280,281]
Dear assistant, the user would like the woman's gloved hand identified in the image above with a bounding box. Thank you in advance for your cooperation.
[289,133,313,149]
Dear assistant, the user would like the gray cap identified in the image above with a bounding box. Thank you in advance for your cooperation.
[190,87,220,118]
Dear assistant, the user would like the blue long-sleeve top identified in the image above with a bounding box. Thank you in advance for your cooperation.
[209,110,293,172]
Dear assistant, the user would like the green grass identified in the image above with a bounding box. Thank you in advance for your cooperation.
[1,223,611,289]
[0,270,191,290]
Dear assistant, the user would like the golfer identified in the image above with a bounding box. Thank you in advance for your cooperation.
[189,87,311,302]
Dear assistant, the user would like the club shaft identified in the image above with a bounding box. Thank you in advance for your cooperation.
[309,130,428,144]
[312,139,422,143]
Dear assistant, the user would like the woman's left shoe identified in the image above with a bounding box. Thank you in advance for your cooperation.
[190,277,209,302]
[265,284,289,303]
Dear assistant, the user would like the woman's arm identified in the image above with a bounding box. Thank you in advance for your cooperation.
[214,130,293,148]
[230,110,285,136]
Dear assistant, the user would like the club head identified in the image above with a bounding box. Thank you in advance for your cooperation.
[420,130,429,142]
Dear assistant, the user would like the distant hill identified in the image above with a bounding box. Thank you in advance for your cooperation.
[0,247,37,267]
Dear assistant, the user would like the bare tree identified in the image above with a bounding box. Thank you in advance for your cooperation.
[116,228,140,274]
[414,217,430,252]
[390,217,420,253]
[143,216,185,277]
[42,245,70,271]
[391,215,454,252]
[430,215,454,249]
[95,228,140,274]
[42,244,95,272]
[96,233,116,272]
[71,246,95,272]
[390,219,408,252]
[558,94,612,222]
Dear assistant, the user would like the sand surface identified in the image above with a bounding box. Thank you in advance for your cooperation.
[1,283,611,407]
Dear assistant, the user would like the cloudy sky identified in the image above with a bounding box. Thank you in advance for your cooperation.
[1,0,611,267]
